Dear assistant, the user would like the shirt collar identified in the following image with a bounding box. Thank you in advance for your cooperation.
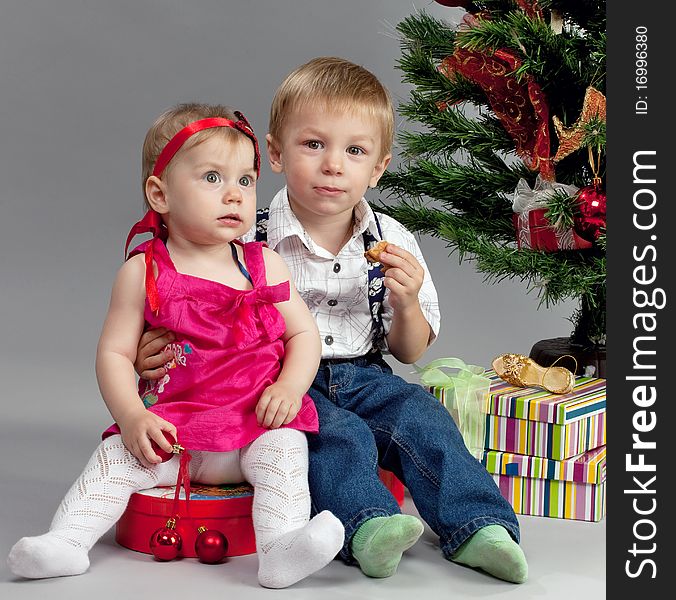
[267,186,383,252]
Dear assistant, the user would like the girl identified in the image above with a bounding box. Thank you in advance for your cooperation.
[8,103,344,588]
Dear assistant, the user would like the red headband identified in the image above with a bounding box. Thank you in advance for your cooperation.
[152,112,261,178]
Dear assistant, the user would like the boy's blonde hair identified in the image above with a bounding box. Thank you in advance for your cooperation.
[269,57,394,159]
[141,103,249,207]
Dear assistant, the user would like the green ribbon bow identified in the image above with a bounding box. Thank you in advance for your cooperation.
[414,358,490,460]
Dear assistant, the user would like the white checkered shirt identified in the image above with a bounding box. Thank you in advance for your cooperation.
[242,187,441,359]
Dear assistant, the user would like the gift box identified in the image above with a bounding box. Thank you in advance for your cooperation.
[417,358,492,460]
[483,445,606,521]
[513,209,593,251]
[511,175,592,252]
[116,482,256,557]
[484,371,606,460]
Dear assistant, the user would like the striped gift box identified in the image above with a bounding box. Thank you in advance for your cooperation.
[484,371,606,460]
[483,445,606,521]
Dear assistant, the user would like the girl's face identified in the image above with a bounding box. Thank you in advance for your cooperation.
[159,134,257,246]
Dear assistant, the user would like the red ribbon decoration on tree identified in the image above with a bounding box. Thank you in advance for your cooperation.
[438,6,554,180]
[440,47,554,180]
[514,0,542,19]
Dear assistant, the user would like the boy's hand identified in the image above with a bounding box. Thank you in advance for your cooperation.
[135,327,175,380]
[255,381,303,429]
[378,244,425,312]
[117,409,178,469]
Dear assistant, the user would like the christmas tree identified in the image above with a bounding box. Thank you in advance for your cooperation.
[379,1,606,353]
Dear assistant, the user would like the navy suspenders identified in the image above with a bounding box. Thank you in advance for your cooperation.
[362,217,386,349]
[255,207,386,348]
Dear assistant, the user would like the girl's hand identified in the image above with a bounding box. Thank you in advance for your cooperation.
[255,382,303,429]
[134,327,175,380]
[118,409,178,468]
[378,244,425,313]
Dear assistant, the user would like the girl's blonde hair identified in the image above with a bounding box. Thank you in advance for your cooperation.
[269,57,394,159]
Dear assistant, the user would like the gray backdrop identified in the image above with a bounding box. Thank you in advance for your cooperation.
[0,0,576,389]
[1,3,586,595]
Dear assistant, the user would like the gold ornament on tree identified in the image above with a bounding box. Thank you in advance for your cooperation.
[552,86,606,162]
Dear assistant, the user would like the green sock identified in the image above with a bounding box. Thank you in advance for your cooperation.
[351,515,425,578]
[451,525,528,583]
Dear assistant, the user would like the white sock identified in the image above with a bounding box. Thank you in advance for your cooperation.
[255,510,345,589]
[241,429,345,588]
[7,435,177,579]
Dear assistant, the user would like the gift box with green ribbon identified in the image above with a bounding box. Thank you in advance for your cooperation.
[415,358,491,461]
[416,358,606,520]
[416,360,606,461]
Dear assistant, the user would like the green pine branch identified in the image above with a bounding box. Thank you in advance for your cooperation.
[539,0,606,35]
[398,46,486,107]
[396,11,458,60]
[380,159,524,220]
[398,93,515,158]
[435,224,605,308]
[389,203,605,307]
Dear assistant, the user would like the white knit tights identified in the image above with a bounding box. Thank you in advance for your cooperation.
[7,435,179,579]
[240,429,344,588]
[8,431,344,588]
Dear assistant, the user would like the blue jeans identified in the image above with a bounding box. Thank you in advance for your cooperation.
[307,353,520,563]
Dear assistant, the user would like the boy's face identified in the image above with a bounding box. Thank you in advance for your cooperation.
[146,134,257,245]
[267,105,391,224]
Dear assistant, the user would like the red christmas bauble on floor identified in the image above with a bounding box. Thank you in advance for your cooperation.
[195,527,228,564]
[573,184,606,242]
[149,523,182,561]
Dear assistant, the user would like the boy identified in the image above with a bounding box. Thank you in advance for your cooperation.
[136,57,528,584]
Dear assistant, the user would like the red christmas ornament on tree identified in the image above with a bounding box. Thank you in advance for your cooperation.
[195,526,229,564]
[149,518,182,561]
[573,179,606,242]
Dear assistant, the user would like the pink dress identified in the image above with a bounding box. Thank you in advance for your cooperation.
[103,238,319,452]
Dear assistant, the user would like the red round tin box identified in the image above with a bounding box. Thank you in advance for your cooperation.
[116,469,404,559]
[116,482,256,557]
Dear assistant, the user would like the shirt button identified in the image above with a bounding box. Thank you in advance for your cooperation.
[324,335,334,345]
[333,263,341,273]
[327,299,337,306]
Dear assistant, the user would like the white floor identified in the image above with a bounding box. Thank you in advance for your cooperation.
[0,360,605,600]
[1,465,605,600]
[1,506,606,600]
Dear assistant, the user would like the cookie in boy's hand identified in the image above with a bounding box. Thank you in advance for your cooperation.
[364,241,390,271]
